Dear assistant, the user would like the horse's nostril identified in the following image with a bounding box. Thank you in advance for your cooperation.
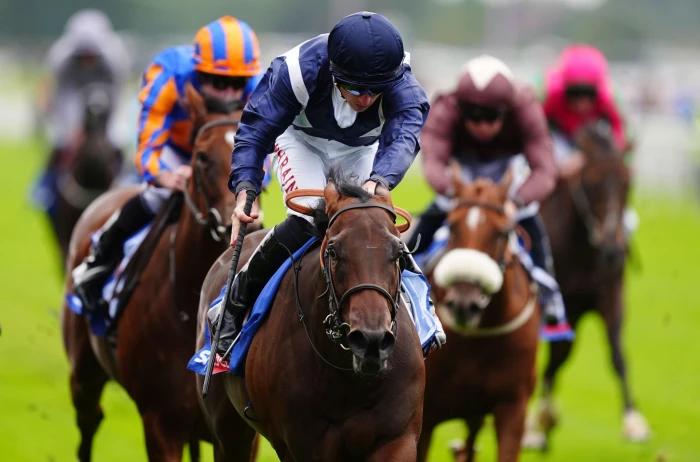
[380,331,395,352]
[468,302,481,314]
[347,330,369,354]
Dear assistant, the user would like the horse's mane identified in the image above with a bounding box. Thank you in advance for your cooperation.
[311,167,372,234]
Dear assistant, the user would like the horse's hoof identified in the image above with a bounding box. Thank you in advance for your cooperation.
[623,409,651,442]
[448,438,470,462]
[521,429,548,451]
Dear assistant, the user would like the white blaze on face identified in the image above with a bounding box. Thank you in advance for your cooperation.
[466,207,483,231]
[225,130,236,149]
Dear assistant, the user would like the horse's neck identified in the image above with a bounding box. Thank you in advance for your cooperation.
[172,204,227,297]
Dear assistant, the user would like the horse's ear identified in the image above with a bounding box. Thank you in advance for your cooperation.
[324,179,341,213]
[450,161,464,196]
[185,83,207,125]
[373,184,393,205]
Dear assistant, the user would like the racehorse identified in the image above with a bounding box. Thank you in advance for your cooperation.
[196,176,426,461]
[61,84,243,461]
[417,169,540,462]
[523,122,650,449]
[52,83,123,266]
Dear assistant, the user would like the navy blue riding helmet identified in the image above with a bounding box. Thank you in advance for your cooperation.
[328,12,405,92]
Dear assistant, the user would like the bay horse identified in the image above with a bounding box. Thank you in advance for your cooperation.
[52,83,123,267]
[61,84,245,461]
[523,122,650,449]
[196,177,426,461]
[417,170,540,462]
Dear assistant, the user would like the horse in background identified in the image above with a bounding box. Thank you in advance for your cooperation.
[62,84,243,461]
[196,178,426,461]
[50,83,123,267]
[417,170,540,462]
[523,122,650,449]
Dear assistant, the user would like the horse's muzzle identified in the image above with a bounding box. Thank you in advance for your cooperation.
[347,328,395,375]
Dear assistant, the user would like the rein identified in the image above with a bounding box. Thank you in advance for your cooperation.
[182,118,239,242]
[283,192,406,370]
[440,284,538,337]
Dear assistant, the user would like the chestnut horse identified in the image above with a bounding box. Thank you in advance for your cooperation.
[52,83,123,266]
[417,172,540,462]
[62,85,243,461]
[523,123,650,449]
[196,177,425,461]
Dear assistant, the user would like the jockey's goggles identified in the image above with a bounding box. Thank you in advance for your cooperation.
[334,78,384,97]
[565,84,597,100]
[198,72,249,91]
[462,104,505,123]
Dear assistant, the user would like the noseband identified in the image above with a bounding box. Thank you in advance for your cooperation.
[182,118,239,242]
[321,202,402,345]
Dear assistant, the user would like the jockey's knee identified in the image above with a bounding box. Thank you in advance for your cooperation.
[140,186,172,214]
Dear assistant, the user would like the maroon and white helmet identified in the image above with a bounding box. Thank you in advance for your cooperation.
[455,55,517,110]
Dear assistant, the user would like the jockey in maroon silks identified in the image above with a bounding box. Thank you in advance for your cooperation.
[407,55,573,341]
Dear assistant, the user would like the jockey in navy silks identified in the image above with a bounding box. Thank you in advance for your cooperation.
[214,12,445,361]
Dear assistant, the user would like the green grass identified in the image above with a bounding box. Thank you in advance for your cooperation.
[1,137,699,461]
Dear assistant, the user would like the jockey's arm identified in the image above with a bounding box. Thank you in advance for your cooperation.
[229,57,302,196]
[134,64,178,185]
[370,79,430,190]
[513,90,557,205]
[420,94,458,196]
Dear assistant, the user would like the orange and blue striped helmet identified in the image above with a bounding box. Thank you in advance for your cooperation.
[193,16,260,77]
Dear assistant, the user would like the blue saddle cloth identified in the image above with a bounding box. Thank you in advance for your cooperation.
[188,236,440,376]
[66,224,151,336]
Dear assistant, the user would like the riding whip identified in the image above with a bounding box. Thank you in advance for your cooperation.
[202,189,256,397]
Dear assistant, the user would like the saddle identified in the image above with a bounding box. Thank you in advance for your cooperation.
[67,193,182,336]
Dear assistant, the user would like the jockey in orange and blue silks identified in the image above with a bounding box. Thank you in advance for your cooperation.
[135,16,262,184]
[72,16,264,314]
[543,45,630,163]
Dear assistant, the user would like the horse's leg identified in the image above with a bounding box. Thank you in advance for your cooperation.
[367,434,418,462]
[141,411,189,462]
[522,298,586,451]
[415,419,436,462]
[598,281,650,442]
[494,400,527,462]
[463,415,485,462]
[64,311,109,462]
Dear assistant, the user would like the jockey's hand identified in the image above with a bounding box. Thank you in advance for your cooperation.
[362,180,378,195]
[230,189,260,247]
[559,150,585,180]
[504,198,518,223]
[156,165,192,191]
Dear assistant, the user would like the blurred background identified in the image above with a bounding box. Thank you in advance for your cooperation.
[1,0,699,461]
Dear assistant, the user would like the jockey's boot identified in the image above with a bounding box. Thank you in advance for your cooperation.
[401,242,447,350]
[72,195,154,313]
[213,216,316,360]
[540,290,574,342]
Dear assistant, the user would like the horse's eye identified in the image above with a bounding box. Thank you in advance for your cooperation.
[196,152,210,165]
[327,246,338,260]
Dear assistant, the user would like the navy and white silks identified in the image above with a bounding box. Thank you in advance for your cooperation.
[229,34,430,206]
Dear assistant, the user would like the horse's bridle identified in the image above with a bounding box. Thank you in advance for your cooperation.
[320,202,403,346]
[568,174,624,250]
[182,118,239,242]
[451,198,515,270]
